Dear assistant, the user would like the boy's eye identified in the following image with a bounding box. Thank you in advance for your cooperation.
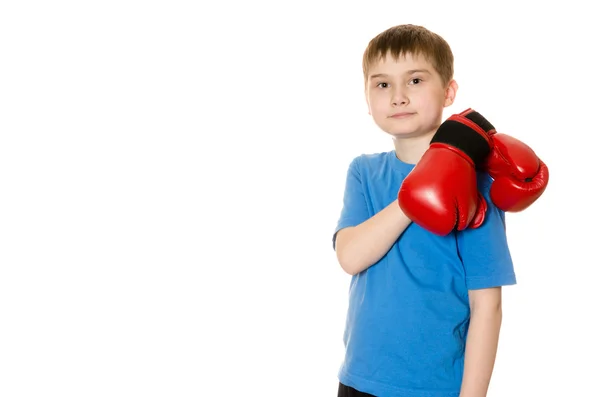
[377,82,389,88]
[409,78,422,85]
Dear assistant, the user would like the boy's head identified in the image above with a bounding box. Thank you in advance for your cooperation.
[362,24,458,138]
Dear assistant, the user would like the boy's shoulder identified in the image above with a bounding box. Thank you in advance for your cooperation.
[355,150,393,161]
[348,150,396,170]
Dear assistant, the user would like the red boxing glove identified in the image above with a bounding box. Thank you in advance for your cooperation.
[399,108,548,235]
[486,133,549,211]
[398,109,494,236]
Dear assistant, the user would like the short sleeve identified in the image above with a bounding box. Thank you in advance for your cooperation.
[332,156,371,250]
[457,173,517,290]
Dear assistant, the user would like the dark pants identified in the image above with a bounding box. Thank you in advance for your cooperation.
[337,382,376,397]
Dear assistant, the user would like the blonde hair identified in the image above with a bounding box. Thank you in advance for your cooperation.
[362,24,454,85]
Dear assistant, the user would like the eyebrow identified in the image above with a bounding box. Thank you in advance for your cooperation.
[369,69,432,79]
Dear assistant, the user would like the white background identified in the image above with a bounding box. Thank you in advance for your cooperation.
[1,1,598,396]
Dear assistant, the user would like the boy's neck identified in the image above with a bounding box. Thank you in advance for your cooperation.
[392,129,437,165]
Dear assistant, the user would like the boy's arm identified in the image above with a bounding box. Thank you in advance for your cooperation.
[335,200,411,275]
[459,287,503,397]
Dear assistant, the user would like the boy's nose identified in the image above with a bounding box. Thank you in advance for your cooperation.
[391,89,409,106]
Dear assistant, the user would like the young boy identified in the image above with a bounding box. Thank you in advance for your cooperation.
[333,24,528,397]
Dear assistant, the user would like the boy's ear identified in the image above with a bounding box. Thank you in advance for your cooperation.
[444,80,458,107]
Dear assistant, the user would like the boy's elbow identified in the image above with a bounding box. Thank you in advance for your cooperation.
[335,228,360,275]
[337,251,359,275]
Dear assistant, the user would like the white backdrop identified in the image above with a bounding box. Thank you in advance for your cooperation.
[1,1,598,396]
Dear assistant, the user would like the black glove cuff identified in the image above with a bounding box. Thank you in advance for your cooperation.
[430,112,494,167]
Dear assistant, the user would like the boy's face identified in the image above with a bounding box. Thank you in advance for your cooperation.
[365,52,456,138]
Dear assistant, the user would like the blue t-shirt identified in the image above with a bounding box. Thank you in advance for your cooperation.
[333,150,516,397]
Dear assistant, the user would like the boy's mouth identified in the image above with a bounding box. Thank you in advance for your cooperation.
[390,112,415,119]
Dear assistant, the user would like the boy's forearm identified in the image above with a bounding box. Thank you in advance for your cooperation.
[459,304,503,397]
[336,199,412,275]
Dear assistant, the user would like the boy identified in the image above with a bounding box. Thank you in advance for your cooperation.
[333,24,546,397]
